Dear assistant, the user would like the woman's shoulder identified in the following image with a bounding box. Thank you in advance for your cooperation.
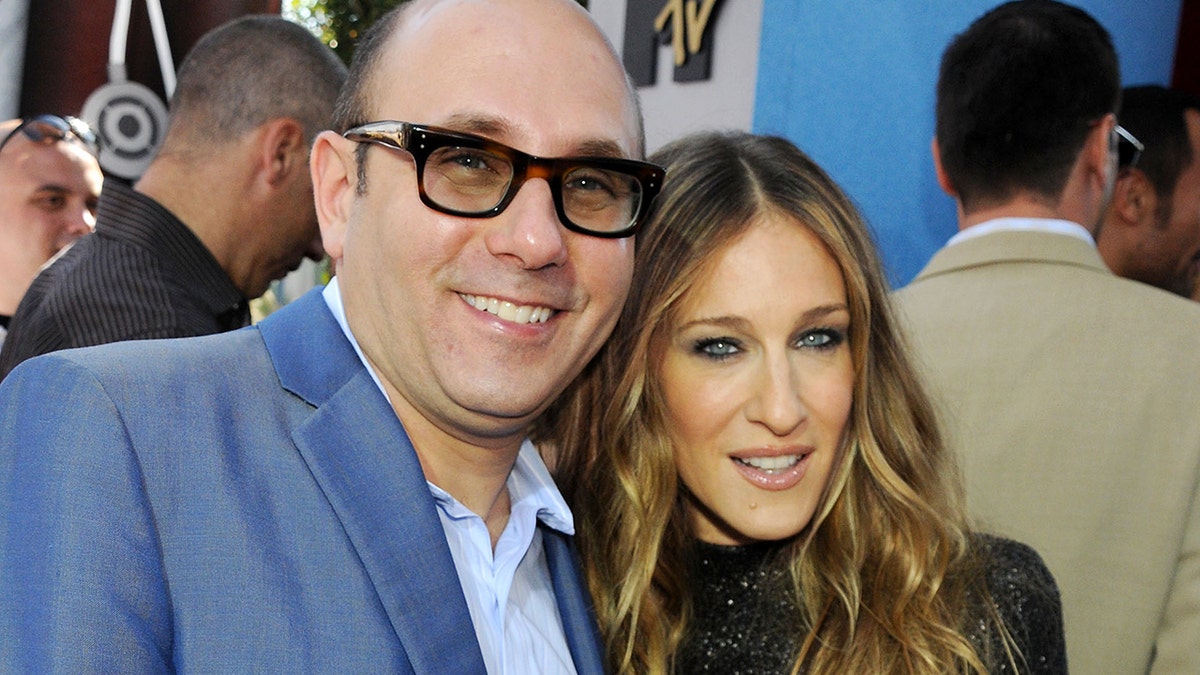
[976,534,1056,590]
[973,533,1062,622]
[970,533,1068,674]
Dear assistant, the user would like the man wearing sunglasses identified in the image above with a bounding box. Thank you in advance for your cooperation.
[0,0,657,672]
[0,16,346,380]
[895,2,1200,673]
[1097,85,1200,300]
[0,115,101,348]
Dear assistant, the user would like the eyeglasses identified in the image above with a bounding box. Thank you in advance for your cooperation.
[342,121,665,238]
[0,114,100,157]
[1114,124,1144,169]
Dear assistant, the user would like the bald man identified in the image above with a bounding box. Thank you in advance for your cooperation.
[0,16,346,379]
[0,1,660,672]
[0,116,101,345]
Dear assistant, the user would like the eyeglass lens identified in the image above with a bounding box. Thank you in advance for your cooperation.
[421,144,642,234]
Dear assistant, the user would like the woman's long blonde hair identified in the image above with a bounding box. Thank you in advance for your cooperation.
[539,131,1011,674]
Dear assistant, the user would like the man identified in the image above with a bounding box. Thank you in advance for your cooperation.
[0,0,659,671]
[894,2,1200,674]
[0,15,346,379]
[1097,85,1200,298]
[0,115,102,346]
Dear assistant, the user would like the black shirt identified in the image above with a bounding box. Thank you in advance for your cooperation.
[677,535,1067,674]
[0,179,248,380]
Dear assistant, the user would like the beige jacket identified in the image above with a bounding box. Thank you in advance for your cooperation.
[894,229,1200,675]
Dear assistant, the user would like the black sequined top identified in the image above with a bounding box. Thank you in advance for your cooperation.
[674,535,1067,674]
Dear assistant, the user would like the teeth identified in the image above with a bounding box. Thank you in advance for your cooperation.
[736,455,801,473]
[460,294,553,324]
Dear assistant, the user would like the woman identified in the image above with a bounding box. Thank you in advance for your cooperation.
[540,131,1065,674]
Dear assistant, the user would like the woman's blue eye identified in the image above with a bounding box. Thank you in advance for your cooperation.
[693,338,741,359]
[798,329,845,350]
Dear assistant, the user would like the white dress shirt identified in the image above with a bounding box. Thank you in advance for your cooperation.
[946,216,1095,248]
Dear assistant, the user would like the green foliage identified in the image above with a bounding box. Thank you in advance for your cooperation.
[285,0,588,65]
[284,0,411,66]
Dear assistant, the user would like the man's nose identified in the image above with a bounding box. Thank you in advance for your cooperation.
[482,178,569,270]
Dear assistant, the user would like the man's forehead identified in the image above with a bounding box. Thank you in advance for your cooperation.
[398,0,592,33]
[371,3,640,157]
[423,111,633,159]
[376,105,639,162]
[2,139,101,189]
[382,0,617,85]
[2,129,92,158]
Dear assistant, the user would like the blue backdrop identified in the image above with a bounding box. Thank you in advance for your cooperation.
[753,0,1183,286]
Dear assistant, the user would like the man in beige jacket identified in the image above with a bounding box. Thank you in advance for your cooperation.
[895,2,1200,673]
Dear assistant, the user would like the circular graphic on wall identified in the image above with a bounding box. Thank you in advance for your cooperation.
[81,79,168,180]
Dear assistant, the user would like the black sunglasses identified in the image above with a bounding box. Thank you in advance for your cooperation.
[343,121,665,238]
[0,114,101,157]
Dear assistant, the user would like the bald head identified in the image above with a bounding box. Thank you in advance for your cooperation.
[0,116,103,315]
[330,0,643,155]
[0,119,18,140]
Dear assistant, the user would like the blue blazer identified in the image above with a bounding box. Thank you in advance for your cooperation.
[0,289,604,674]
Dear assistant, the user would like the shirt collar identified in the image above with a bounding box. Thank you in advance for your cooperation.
[946,217,1095,248]
[322,277,388,395]
[99,179,247,320]
[426,439,574,535]
[507,439,574,535]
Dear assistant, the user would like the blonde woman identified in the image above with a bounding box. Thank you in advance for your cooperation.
[540,131,1065,674]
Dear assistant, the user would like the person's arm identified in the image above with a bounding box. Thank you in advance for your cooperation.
[0,355,173,672]
[1149,471,1200,675]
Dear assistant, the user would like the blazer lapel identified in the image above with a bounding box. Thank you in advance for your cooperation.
[542,527,606,675]
[260,290,487,675]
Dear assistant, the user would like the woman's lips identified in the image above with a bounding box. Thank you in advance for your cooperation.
[730,448,813,490]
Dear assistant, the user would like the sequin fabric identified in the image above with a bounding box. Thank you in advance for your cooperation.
[674,535,1067,674]
[675,541,799,675]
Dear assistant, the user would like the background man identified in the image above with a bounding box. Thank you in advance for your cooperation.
[0,115,101,345]
[0,0,658,671]
[0,15,346,379]
[894,2,1200,673]
[1097,85,1200,298]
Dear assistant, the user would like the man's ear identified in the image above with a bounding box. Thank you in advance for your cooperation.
[257,118,306,187]
[932,137,957,197]
[1110,168,1157,228]
[311,130,357,264]
[1084,113,1117,190]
